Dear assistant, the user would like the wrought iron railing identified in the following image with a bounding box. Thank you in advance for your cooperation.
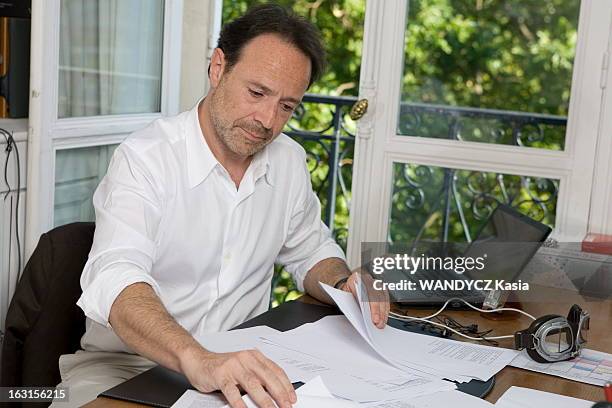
[270,94,566,303]
[284,94,358,249]
[393,101,565,243]
[398,101,567,147]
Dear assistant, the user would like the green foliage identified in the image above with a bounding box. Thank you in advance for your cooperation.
[401,0,578,148]
[403,0,578,113]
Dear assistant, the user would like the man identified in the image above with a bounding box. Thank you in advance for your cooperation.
[54,4,389,408]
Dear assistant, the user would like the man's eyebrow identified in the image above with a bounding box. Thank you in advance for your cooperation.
[249,81,301,105]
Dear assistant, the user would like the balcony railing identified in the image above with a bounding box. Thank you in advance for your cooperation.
[286,94,565,246]
[284,94,358,250]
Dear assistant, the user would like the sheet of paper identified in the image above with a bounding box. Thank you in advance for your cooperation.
[195,326,283,353]
[259,337,454,402]
[171,390,227,408]
[263,315,425,384]
[196,325,331,383]
[195,322,454,402]
[317,283,457,381]
[315,284,467,382]
[361,389,495,408]
[494,386,593,408]
[357,278,518,381]
[237,376,359,408]
[321,279,518,382]
[510,348,612,386]
[171,377,359,408]
[262,315,456,400]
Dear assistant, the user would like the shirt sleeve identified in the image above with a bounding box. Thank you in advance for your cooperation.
[77,144,164,327]
[275,154,346,292]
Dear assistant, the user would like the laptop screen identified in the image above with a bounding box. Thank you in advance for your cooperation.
[463,204,552,281]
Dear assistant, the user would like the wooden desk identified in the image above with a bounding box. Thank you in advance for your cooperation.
[398,286,611,403]
[86,289,611,407]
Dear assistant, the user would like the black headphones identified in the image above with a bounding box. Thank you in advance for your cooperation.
[514,304,589,363]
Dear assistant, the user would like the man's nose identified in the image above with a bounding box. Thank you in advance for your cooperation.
[255,100,277,130]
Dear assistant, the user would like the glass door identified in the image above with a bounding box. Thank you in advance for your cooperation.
[347,0,612,267]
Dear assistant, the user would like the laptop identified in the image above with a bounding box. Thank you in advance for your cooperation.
[389,203,552,307]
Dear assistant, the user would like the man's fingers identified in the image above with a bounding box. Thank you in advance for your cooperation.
[344,271,389,328]
[258,352,297,403]
[219,381,247,408]
[369,299,384,328]
[362,273,389,328]
[237,371,278,408]
[374,284,390,324]
[345,274,357,295]
[249,351,295,407]
[384,289,391,324]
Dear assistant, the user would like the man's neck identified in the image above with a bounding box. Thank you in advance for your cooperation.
[198,99,252,188]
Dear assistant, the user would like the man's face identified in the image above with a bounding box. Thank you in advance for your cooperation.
[209,34,312,158]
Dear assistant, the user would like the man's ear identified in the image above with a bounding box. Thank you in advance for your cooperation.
[209,48,226,88]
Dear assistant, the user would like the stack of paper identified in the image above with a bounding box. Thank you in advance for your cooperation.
[171,376,358,408]
[319,279,519,382]
[362,389,496,408]
[188,276,519,405]
[197,319,454,402]
[171,377,495,408]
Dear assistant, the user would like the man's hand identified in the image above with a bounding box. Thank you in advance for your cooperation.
[339,272,390,329]
[180,347,297,408]
[303,258,390,329]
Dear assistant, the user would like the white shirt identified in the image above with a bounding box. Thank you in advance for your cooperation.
[77,102,345,352]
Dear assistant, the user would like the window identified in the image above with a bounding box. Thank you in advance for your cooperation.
[25,0,183,256]
[347,0,612,266]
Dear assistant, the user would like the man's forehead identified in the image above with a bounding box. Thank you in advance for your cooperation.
[231,34,311,91]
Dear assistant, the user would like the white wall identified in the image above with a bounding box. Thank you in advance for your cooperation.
[179,0,221,111]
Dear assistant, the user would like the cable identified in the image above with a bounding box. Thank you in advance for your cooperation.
[432,314,499,345]
[398,297,536,321]
[391,311,514,341]
[2,128,22,280]
[389,297,537,342]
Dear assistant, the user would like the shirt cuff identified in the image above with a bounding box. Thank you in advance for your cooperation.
[290,242,346,292]
[77,262,162,328]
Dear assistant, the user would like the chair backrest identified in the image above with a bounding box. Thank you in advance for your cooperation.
[1,222,95,389]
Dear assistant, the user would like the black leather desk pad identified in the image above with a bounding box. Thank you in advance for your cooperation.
[100,300,494,406]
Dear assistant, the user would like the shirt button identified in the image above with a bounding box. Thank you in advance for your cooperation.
[223,253,231,261]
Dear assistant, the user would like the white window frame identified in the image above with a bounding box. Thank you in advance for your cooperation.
[204,0,224,94]
[589,25,612,235]
[347,0,612,267]
[25,0,184,257]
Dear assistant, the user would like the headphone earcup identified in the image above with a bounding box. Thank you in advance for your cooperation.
[526,344,551,363]
[523,314,563,363]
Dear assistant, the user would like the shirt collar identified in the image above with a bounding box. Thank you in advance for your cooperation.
[185,100,275,188]
[186,101,218,189]
[251,145,274,186]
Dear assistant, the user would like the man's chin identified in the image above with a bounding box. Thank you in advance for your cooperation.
[230,143,266,158]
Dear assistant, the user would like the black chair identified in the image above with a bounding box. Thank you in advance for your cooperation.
[1,222,94,396]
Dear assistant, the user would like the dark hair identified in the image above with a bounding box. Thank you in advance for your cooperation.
[216,3,326,88]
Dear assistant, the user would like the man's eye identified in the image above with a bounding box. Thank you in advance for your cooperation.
[281,104,295,112]
[249,89,264,98]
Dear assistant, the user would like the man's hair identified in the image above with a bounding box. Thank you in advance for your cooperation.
[217,3,326,88]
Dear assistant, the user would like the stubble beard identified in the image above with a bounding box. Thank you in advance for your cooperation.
[209,88,274,158]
